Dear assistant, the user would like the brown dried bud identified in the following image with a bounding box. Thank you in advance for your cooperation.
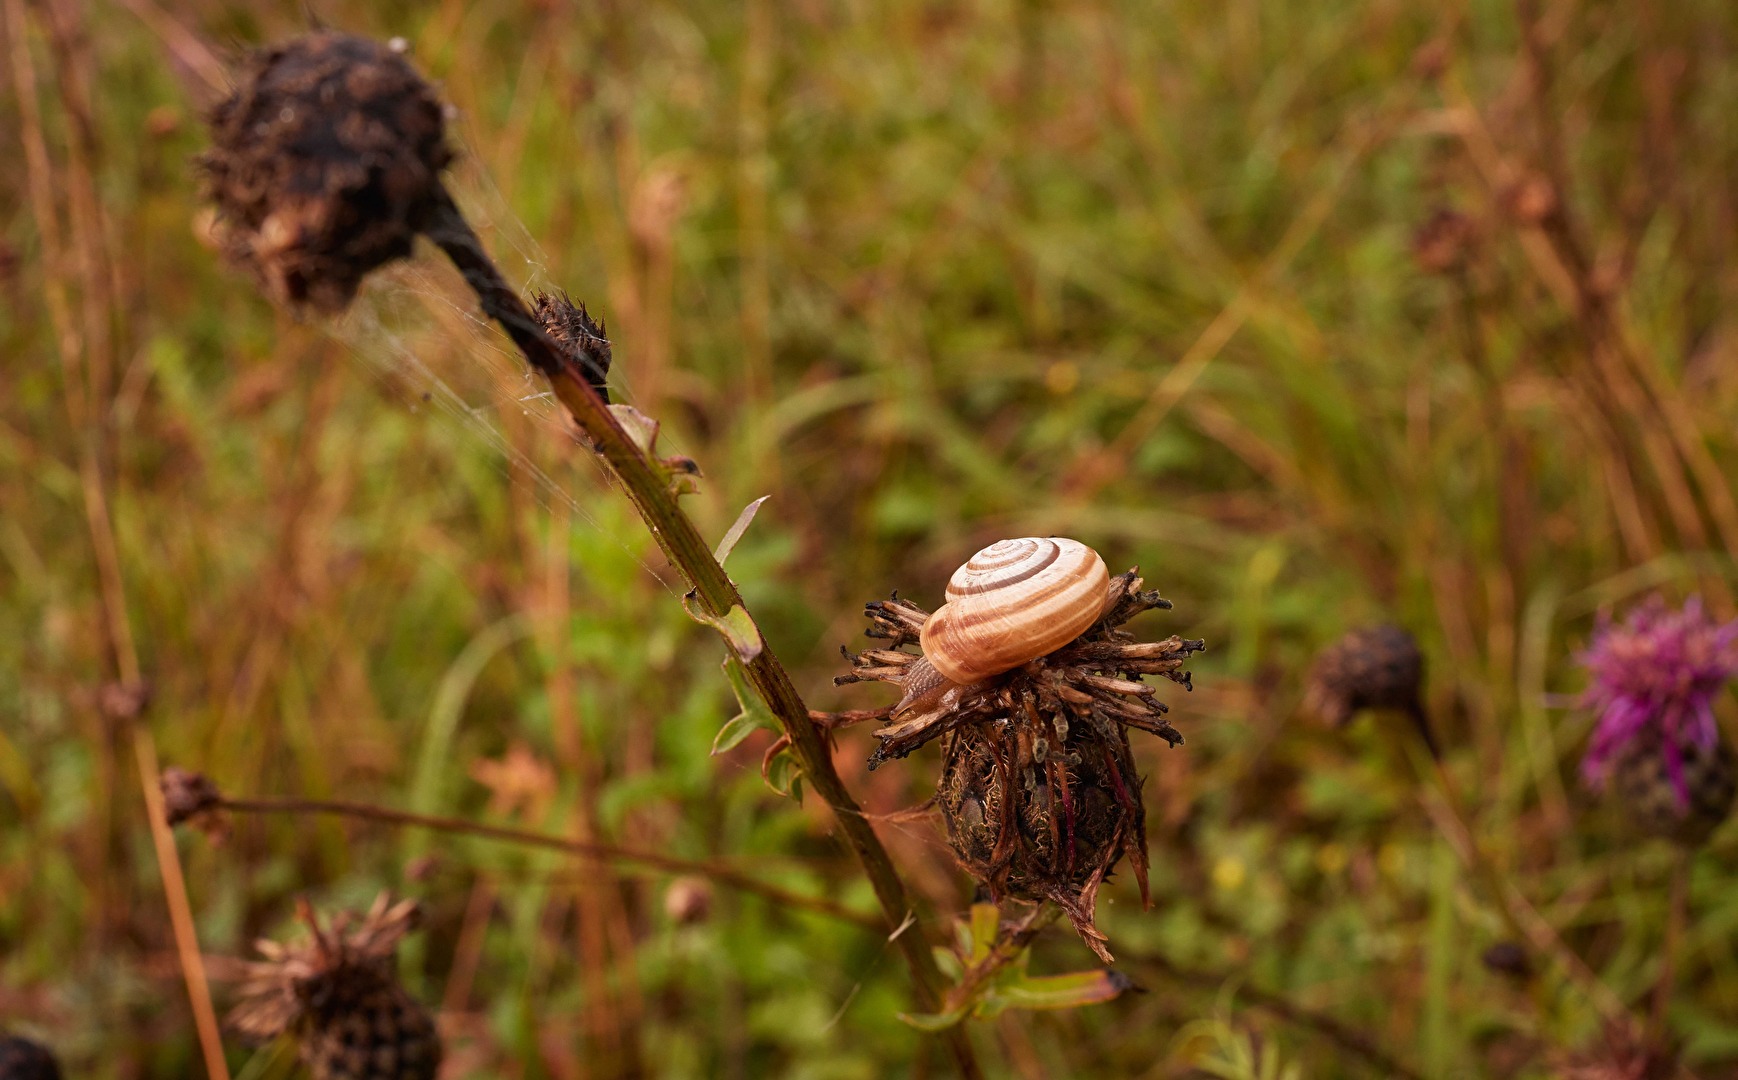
[1480,941,1532,980]
[1411,208,1475,275]
[531,290,612,402]
[160,767,224,830]
[1306,624,1439,757]
[201,33,453,311]
[0,1036,62,1080]
[98,680,152,721]
[1508,174,1557,225]
[663,877,714,925]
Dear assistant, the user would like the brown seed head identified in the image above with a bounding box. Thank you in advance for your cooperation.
[0,1036,62,1080]
[160,766,226,834]
[1305,624,1424,727]
[202,33,453,311]
[230,893,441,1080]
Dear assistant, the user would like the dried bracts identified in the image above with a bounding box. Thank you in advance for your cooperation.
[838,538,1204,960]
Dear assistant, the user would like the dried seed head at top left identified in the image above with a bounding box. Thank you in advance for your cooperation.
[201,33,453,312]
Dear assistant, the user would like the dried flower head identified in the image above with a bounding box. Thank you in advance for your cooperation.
[839,548,1202,962]
[230,894,441,1080]
[202,33,453,311]
[0,1036,62,1080]
[1304,624,1439,757]
[531,290,612,402]
[1579,597,1738,844]
[160,766,224,828]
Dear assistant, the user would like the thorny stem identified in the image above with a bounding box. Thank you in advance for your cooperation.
[421,191,983,1078]
[216,794,880,931]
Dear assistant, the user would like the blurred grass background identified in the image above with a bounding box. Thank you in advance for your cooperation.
[4,0,1738,1075]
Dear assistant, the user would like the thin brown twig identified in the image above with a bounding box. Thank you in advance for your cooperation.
[215,793,883,931]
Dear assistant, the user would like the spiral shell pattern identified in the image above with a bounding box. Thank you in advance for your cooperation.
[919,537,1111,685]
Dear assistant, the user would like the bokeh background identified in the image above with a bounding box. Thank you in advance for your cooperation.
[5,0,1738,1075]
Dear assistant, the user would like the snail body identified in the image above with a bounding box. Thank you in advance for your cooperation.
[918,537,1111,686]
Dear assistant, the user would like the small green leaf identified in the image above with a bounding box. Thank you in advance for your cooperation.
[714,656,779,755]
[764,749,803,800]
[981,968,1135,1017]
[933,946,964,982]
[682,593,764,661]
[714,495,770,564]
[710,711,765,755]
[896,1005,972,1032]
[967,903,1000,965]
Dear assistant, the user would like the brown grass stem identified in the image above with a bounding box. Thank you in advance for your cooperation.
[217,794,883,931]
[5,1,228,1072]
[1650,848,1690,1046]
[138,732,232,1079]
[420,190,982,1077]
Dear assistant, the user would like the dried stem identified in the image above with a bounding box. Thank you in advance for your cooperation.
[4,1,228,1073]
[419,191,981,1077]
[216,793,880,931]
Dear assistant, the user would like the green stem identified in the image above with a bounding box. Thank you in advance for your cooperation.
[424,191,982,1079]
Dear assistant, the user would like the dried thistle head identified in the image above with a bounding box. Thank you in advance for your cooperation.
[230,894,441,1080]
[1579,597,1738,845]
[531,290,612,403]
[0,1036,62,1080]
[160,766,225,837]
[201,33,453,311]
[837,538,1204,961]
[1304,624,1439,757]
[1305,624,1424,726]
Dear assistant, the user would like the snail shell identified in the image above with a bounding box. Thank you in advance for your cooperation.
[918,537,1111,685]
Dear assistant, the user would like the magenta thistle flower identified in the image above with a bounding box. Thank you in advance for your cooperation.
[1578,596,1738,805]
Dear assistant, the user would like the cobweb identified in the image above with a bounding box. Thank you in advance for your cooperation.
[319,128,684,598]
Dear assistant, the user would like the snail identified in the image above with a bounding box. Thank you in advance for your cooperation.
[895,537,1112,715]
[837,537,1205,961]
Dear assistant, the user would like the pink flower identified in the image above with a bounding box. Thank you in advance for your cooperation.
[1579,597,1738,805]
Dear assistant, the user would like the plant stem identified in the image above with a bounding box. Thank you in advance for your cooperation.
[217,794,880,930]
[422,192,982,1078]
[1651,848,1689,1045]
[1132,952,1426,1080]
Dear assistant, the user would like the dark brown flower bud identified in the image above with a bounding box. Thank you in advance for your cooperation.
[531,290,612,402]
[0,1035,63,1080]
[201,33,453,311]
[1306,625,1422,724]
[1480,941,1532,980]
[160,767,224,831]
[1306,624,1439,758]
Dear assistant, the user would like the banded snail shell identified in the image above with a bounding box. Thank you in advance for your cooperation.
[918,537,1112,685]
